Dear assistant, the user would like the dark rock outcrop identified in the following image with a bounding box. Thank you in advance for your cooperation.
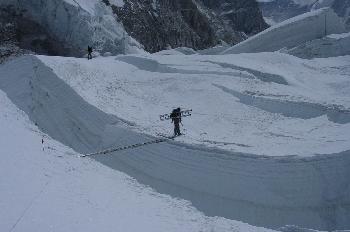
[108,0,268,53]
[110,0,217,53]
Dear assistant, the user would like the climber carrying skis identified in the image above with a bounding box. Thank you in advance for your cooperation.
[87,46,93,60]
[170,108,182,136]
[41,137,44,151]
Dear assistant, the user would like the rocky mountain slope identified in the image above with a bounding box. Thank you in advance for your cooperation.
[107,0,268,53]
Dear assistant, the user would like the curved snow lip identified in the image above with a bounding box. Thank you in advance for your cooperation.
[214,84,350,124]
[205,61,289,85]
[94,144,350,231]
[115,55,254,78]
[1,55,350,231]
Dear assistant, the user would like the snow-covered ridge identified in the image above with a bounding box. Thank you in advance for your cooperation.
[0,0,142,56]
[327,32,350,39]
[223,8,345,54]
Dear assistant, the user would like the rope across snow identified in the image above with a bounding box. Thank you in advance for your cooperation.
[81,136,173,157]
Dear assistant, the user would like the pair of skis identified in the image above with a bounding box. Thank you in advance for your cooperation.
[159,109,192,121]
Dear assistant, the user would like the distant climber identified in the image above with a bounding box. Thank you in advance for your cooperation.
[41,138,44,151]
[87,46,93,60]
[170,108,182,136]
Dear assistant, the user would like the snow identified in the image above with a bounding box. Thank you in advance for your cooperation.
[0,75,274,232]
[35,53,350,158]
[292,0,317,7]
[64,0,100,14]
[109,0,125,7]
[1,0,350,230]
[263,17,277,26]
[222,8,346,54]
[287,32,350,58]
[154,47,197,55]
[1,50,350,231]
[327,32,350,39]
[197,45,230,55]
[64,0,123,15]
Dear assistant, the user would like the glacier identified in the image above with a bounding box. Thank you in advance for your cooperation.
[1,54,349,231]
[222,8,345,54]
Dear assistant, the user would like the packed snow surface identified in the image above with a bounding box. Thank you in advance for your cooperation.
[1,52,350,231]
[223,8,346,54]
[38,53,350,157]
[0,89,276,232]
[328,32,350,39]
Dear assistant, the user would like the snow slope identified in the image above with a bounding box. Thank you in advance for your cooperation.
[287,32,350,58]
[223,8,345,54]
[0,76,273,232]
[1,54,349,230]
[38,53,350,157]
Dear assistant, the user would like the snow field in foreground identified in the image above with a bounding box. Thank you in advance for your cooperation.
[0,89,273,232]
[1,55,350,231]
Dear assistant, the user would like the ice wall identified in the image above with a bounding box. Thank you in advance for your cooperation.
[222,8,346,54]
[0,0,142,56]
[287,32,350,59]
